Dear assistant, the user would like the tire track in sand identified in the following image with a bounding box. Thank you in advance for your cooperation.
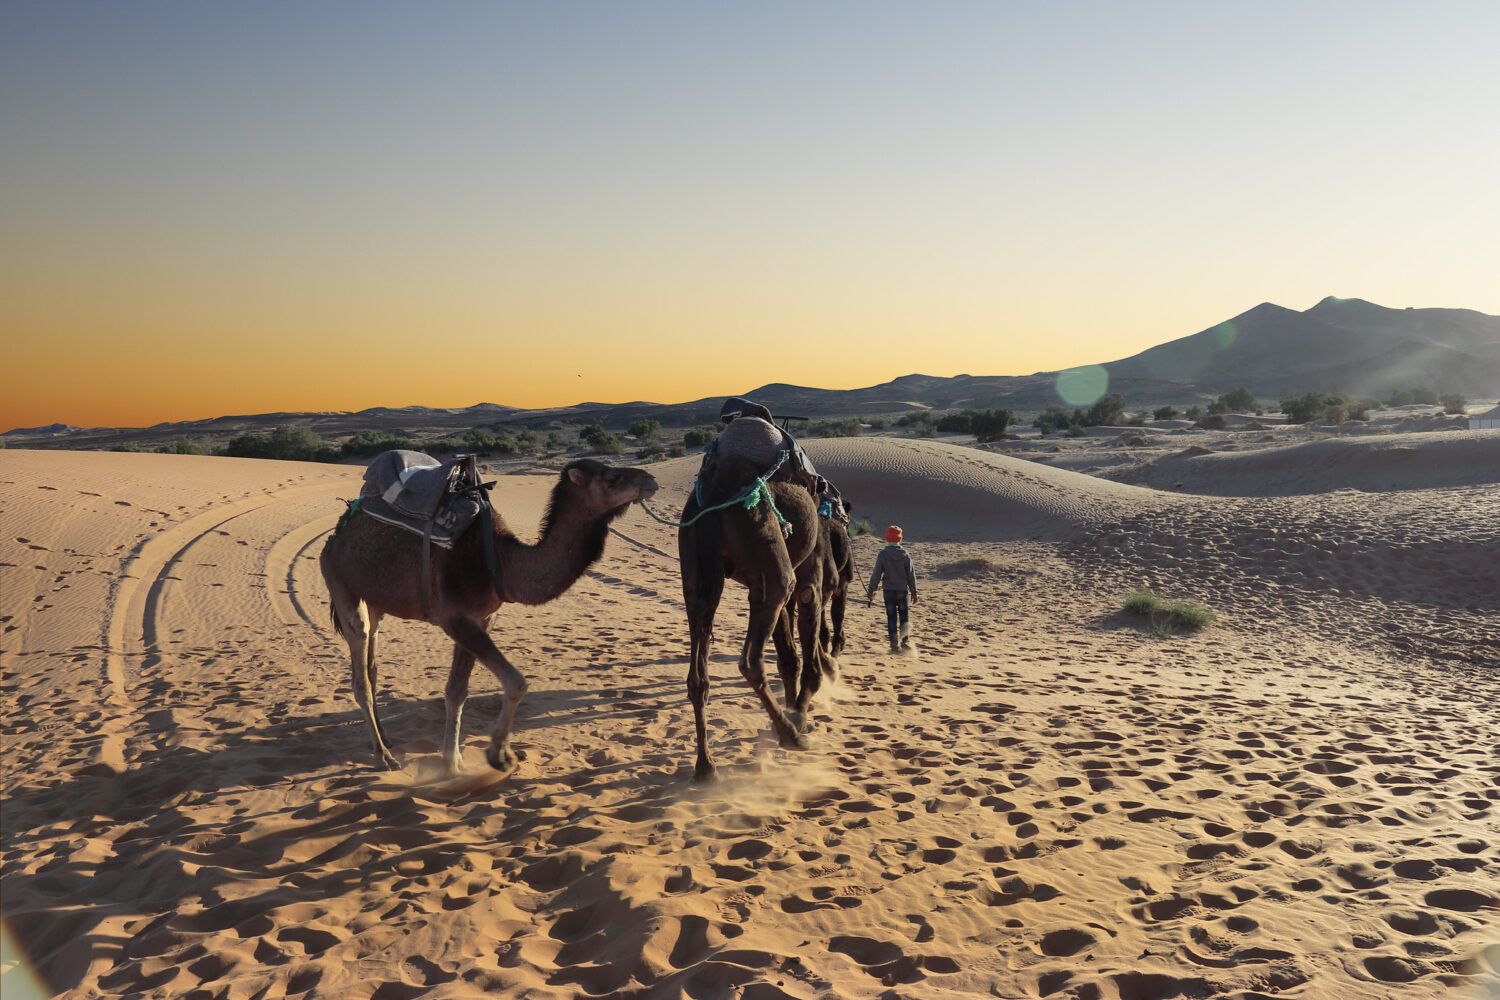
[101,485,342,768]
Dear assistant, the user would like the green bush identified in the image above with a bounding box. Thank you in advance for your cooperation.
[1280,391,1364,424]
[683,425,719,449]
[229,424,338,462]
[805,418,861,438]
[1387,387,1438,406]
[109,442,145,452]
[1085,393,1127,426]
[464,428,519,454]
[156,438,206,455]
[1123,588,1216,635]
[1441,394,1467,415]
[1034,407,1081,434]
[1153,405,1179,420]
[896,411,935,427]
[628,418,662,439]
[341,429,417,458]
[1207,387,1258,415]
[579,424,622,455]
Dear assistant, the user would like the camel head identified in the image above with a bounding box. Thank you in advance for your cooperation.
[561,458,659,518]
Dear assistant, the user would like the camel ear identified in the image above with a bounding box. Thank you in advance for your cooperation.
[567,466,589,487]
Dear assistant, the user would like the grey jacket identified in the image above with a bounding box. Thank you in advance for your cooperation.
[868,544,917,596]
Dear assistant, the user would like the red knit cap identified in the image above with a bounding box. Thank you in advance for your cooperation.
[885,525,903,543]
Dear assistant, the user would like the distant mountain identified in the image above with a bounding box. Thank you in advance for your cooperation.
[5,297,1495,449]
[1103,297,1500,397]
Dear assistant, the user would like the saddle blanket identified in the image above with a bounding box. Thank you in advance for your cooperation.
[357,449,486,547]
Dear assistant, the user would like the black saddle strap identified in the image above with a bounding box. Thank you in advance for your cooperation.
[420,516,435,621]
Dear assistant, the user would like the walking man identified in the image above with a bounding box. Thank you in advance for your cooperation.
[867,525,918,652]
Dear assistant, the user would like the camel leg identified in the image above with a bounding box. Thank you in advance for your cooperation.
[684,560,723,784]
[342,601,399,770]
[771,606,800,713]
[790,581,826,730]
[440,642,477,776]
[828,587,847,660]
[365,611,393,753]
[741,570,809,753]
[445,616,527,774]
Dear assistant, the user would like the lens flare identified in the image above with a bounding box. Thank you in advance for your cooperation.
[1056,365,1109,407]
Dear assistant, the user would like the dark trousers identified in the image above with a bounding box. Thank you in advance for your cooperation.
[883,591,910,643]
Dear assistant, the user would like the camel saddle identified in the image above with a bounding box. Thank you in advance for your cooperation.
[352,450,502,621]
[357,450,488,547]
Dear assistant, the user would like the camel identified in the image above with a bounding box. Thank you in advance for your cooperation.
[320,458,658,776]
[677,451,836,782]
[790,496,855,657]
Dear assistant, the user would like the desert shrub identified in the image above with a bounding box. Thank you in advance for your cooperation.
[1441,393,1467,415]
[1387,387,1439,406]
[545,431,569,451]
[972,409,1013,442]
[919,425,937,438]
[156,438,206,455]
[805,418,861,438]
[1279,391,1363,424]
[1194,414,1227,430]
[464,428,519,454]
[934,408,1013,441]
[1208,386,1259,415]
[849,520,872,538]
[1033,407,1080,434]
[1085,393,1128,427]
[636,443,665,460]
[230,424,337,462]
[1123,588,1216,635]
[628,418,662,439]
[1184,405,1204,421]
[862,416,888,430]
[579,424,622,455]
[109,442,145,452]
[667,444,686,458]
[424,437,467,454]
[341,429,417,458]
[896,411,935,427]
[512,429,541,453]
[1153,405,1180,420]
[935,411,972,434]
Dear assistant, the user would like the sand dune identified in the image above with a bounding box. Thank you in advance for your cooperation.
[3,439,1498,999]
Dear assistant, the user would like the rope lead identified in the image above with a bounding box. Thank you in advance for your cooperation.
[635,451,794,537]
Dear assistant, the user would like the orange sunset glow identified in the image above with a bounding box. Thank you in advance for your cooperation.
[4,3,1498,432]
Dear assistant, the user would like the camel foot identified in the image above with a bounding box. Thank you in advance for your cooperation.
[486,743,520,773]
[786,708,819,734]
[373,749,401,771]
[777,729,812,751]
[693,761,718,784]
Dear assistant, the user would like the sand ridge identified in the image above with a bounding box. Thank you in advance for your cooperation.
[3,440,1498,999]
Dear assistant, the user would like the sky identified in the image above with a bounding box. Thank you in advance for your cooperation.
[3,1,1498,432]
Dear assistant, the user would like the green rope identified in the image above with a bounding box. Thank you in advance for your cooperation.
[635,462,794,536]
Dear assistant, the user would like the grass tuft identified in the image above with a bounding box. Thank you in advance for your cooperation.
[1123,588,1216,634]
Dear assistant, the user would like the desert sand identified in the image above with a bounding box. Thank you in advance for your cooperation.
[2,432,1498,999]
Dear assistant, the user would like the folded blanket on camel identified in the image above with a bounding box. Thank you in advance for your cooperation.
[356,449,487,548]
